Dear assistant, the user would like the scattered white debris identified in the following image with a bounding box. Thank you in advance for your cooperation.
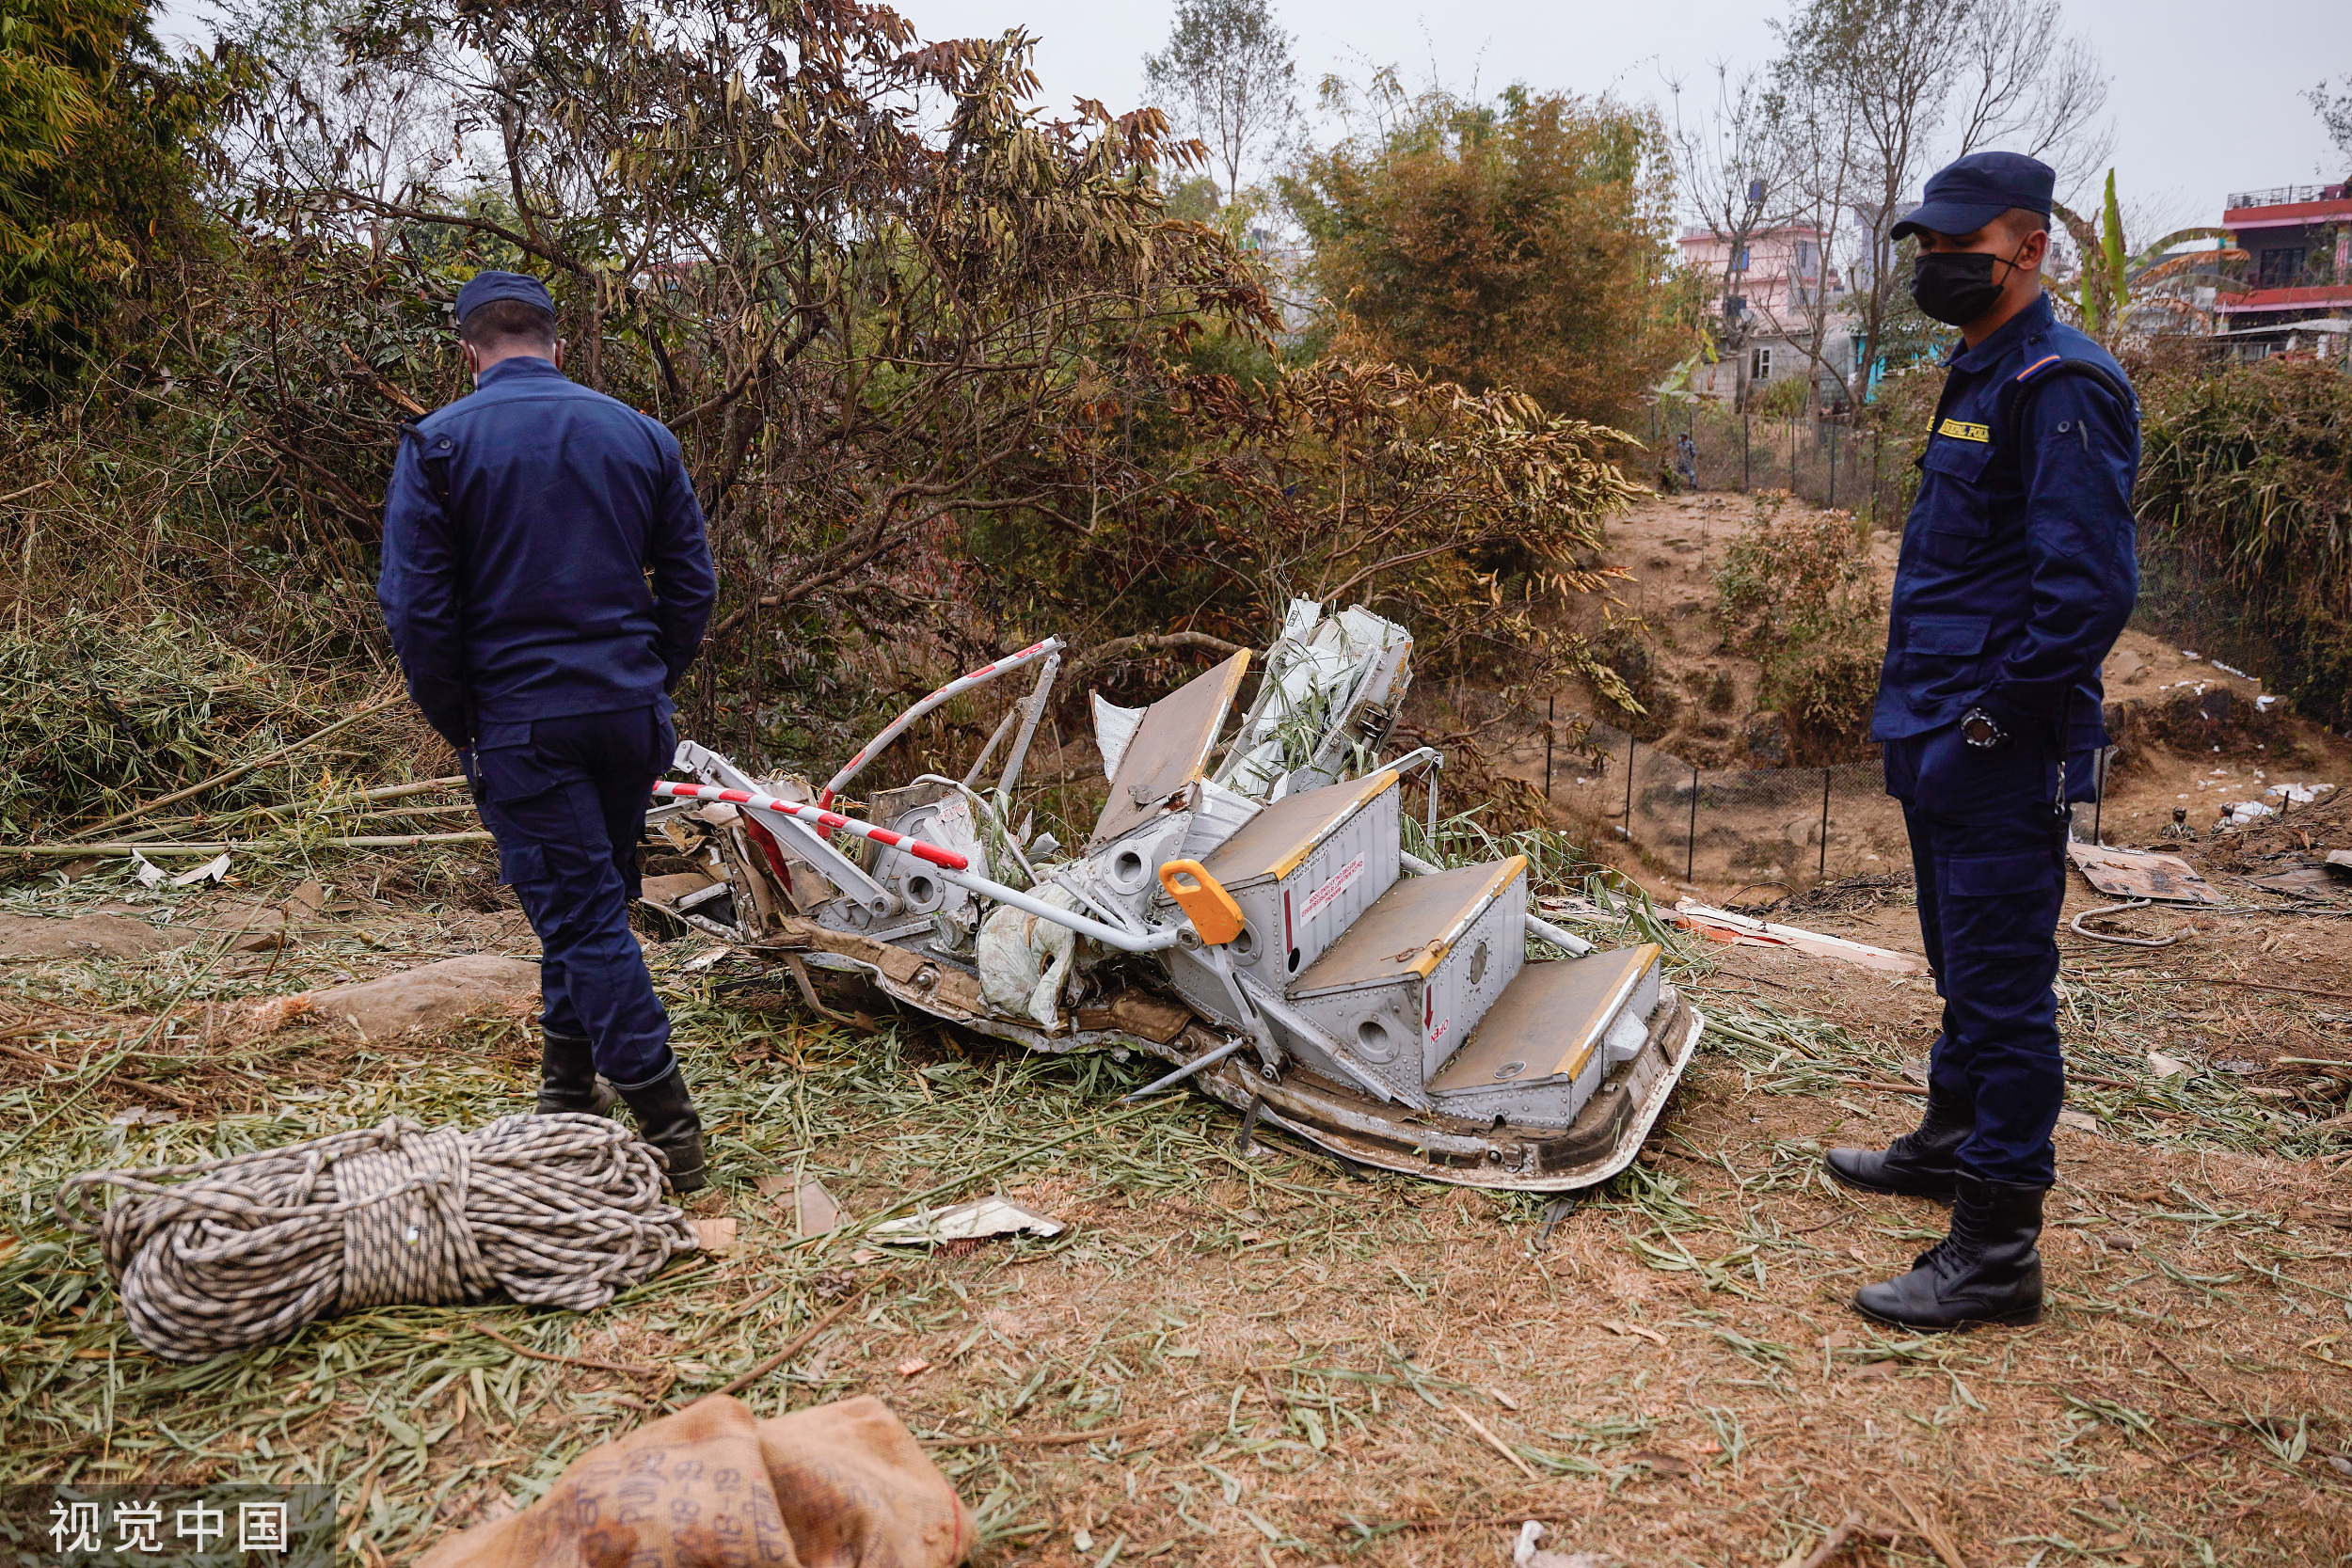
[170,852,231,887]
[2266,783,2333,803]
[2182,650,2201,659]
[870,1196,1065,1246]
[130,851,167,889]
[2257,694,2279,711]
[1671,901,1930,974]
[2222,800,2277,823]
[2213,660,2252,680]
[1514,1521,1603,1568]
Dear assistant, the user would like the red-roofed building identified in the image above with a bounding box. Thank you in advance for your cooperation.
[2216,183,2352,361]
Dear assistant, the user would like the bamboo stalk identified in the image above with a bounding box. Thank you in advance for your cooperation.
[223,777,469,822]
[11,832,493,857]
[66,691,407,843]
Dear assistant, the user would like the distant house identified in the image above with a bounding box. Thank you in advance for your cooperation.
[2216,183,2352,363]
[1676,223,1855,408]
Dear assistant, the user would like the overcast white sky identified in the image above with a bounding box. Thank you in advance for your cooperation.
[893,0,2349,230]
[157,0,2348,229]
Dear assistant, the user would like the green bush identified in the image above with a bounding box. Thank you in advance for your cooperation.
[1714,493,1882,757]
[2133,356,2352,726]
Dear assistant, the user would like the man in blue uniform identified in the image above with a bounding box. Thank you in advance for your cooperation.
[378,271,719,1192]
[1825,153,2138,1328]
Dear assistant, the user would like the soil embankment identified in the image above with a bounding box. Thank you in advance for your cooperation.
[1495,491,2352,902]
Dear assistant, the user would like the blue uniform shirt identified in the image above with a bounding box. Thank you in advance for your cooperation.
[377,356,719,749]
[1871,293,2138,753]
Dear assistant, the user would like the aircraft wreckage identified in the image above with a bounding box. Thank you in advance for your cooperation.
[644,602,1702,1191]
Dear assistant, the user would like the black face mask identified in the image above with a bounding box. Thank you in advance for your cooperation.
[1911,246,2022,326]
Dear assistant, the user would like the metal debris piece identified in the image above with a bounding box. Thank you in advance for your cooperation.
[2066,843,2223,906]
[655,598,1699,1194]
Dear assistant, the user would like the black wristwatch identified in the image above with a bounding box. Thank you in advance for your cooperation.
[1960,706,2010,750]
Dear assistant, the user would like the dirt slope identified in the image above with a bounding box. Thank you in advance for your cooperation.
[1495,491,2352,900]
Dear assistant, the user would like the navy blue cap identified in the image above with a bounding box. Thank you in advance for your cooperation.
[1890,151,2056,241]
[454,269,556,324]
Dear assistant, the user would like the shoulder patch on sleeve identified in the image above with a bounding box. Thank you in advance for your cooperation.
[2014,353,2063,382]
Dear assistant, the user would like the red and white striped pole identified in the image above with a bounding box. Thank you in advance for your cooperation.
[652,774,1181,955]
[650,781,968,870]
[818,637,1064,807]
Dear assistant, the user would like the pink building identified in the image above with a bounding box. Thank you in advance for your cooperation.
[1676,223,1852,404]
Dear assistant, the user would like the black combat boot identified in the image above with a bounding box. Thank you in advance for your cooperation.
[535,1029,619,1117]
[1852,1177,2045,1331]
[1824,1084,1972,1201]
[618,1063,708,1194]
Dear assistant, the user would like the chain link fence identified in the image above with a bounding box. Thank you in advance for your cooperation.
[1646,404,1916,525]
[1539,718,1911,893]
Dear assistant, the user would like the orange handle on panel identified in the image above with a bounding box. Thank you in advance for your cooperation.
[1158,859,1245,946]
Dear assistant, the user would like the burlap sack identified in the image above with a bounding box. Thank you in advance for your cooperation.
[418,1394,973,1568]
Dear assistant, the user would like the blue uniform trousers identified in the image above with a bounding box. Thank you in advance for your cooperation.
[473,706,675,1089]
[1884,726,2090,1188]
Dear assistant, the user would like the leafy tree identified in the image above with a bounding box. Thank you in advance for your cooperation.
[2051,169,2239,343]
[2304,77,2352,175]
[0,0,219,408]
[1284,78,1699,428]
[1767,0,2110,405]
[1143,0,1298,200]
[1664,61,1790,410]
[975,358,1643,693]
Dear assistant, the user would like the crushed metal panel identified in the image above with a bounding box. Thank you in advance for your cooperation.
[2067,843,2223,905]
[1088,649,1252,849]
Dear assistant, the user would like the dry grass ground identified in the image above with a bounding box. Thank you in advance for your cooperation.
[4,824,2350,1568]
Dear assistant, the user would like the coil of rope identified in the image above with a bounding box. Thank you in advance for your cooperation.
[56,1114,698,1363]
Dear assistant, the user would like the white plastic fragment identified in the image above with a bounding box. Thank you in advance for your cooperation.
[170,852,231,887]
[130,851,167,889]
[868,1196,1065,1246]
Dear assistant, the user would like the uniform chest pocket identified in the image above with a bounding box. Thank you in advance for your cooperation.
[1921,433,1994,484]
[1914,436,1996,563]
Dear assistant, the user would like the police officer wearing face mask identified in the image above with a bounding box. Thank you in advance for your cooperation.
[378,271,720,1191]
[1824,152,2137,1329]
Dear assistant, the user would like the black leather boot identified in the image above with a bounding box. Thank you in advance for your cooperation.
[535,1029,619,1117]
[618,1063,708,1194]
[1852,1177,2045,1330]
[1824,1084,1972,1201]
